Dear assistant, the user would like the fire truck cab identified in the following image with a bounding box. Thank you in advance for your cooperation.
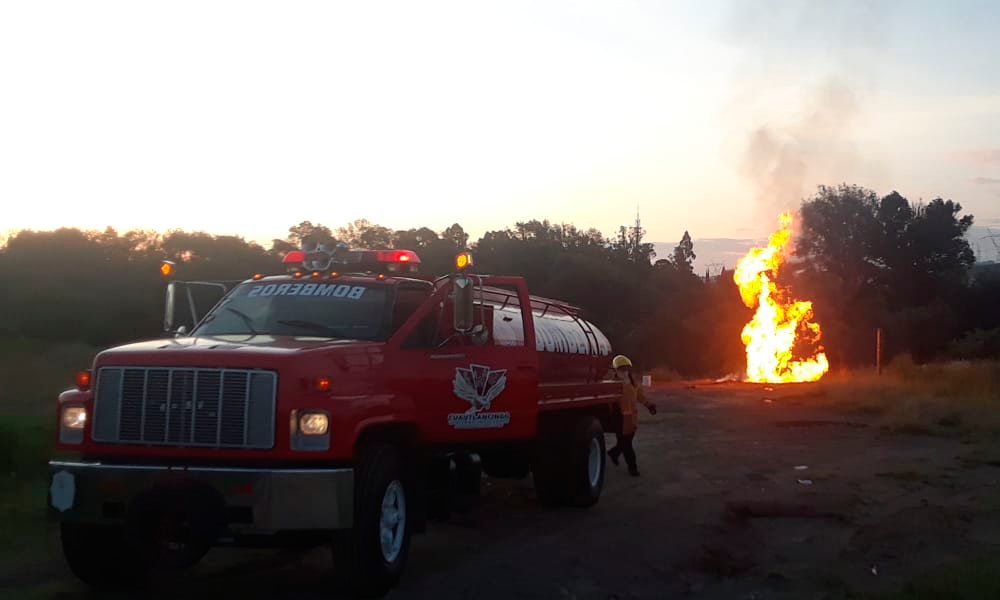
[49,247,622,596]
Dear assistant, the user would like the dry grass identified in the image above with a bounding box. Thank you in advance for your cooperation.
[812,356,1000,433]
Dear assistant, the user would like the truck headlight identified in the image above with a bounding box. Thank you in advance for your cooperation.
[61,406,87,430]
[59,405,86,444]
[298,412,329,436]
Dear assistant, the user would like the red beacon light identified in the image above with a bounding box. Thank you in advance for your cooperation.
[375,250,420,264]
[373,250,421,273]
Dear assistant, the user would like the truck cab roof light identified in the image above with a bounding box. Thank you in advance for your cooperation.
[283,247,421,275]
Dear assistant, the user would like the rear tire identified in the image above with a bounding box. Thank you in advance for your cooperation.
[60,522,147,589]
[565,416,606,507]
[532,425,569,508]
[333,444,411,598]
[533,416,606,508]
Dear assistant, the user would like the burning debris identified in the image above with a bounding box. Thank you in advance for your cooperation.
[734,212,829,383]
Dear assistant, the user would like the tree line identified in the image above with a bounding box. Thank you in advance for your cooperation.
[2,184,997,375]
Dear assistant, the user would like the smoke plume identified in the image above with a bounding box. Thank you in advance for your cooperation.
[725,1,889,221]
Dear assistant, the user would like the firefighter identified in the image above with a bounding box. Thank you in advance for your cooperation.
[607,354,656,476]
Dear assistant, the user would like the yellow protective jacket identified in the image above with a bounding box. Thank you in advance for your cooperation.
[619,377,653,436]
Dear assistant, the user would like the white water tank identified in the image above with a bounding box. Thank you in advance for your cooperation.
[492,307,610,355]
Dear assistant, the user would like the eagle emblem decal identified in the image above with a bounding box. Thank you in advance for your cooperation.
[448,364,511,429]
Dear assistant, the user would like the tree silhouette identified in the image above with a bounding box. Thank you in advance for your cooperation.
[286,221,335,248]
[796,185,977,362]
[0,192,993,372]
[669,231,696,275]
[337,219,394,249]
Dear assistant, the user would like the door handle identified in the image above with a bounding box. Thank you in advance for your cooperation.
[431,353,465,360]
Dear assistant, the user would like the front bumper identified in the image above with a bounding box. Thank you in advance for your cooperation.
[48,460,354,534]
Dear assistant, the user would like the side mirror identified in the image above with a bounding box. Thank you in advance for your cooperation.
[175,325,188,337]
[164,281,178,332]
[453,275,474,333]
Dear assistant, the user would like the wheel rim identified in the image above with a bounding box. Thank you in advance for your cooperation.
[379,480,406,563]
[588,437,602,488]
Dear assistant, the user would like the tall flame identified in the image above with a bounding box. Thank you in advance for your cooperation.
[733,212,829,383]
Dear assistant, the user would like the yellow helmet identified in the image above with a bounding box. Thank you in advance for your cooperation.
[612,355,632,369]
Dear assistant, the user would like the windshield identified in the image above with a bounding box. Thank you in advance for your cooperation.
[192,281,390,340]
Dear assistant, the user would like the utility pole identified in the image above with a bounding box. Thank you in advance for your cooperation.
[876,328,883,376]
[632,205,642,260]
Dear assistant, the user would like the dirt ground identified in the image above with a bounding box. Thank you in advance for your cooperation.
[8,382,1000,600]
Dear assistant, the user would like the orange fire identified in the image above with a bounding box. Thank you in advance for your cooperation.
[733,211,829,383]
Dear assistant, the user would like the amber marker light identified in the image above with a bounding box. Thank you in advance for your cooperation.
[75,370,91,391]
[455,252,473,270]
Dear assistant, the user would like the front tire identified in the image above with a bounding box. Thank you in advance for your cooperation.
[60,522,147,589]
[333,444,411,598]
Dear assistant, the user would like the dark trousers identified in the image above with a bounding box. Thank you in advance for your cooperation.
[609,433,638,472]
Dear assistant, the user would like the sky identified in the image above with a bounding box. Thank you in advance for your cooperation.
[2,1,999,261]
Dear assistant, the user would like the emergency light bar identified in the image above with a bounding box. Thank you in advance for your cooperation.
[282,247,421,274]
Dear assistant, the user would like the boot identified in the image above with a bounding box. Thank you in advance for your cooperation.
[607,448,620,467]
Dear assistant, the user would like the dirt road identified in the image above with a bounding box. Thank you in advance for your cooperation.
[15,383,1000,599]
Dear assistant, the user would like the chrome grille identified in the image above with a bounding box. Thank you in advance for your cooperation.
[92,367,276,449]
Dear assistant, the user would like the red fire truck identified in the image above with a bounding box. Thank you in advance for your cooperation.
[49,247,623,596]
